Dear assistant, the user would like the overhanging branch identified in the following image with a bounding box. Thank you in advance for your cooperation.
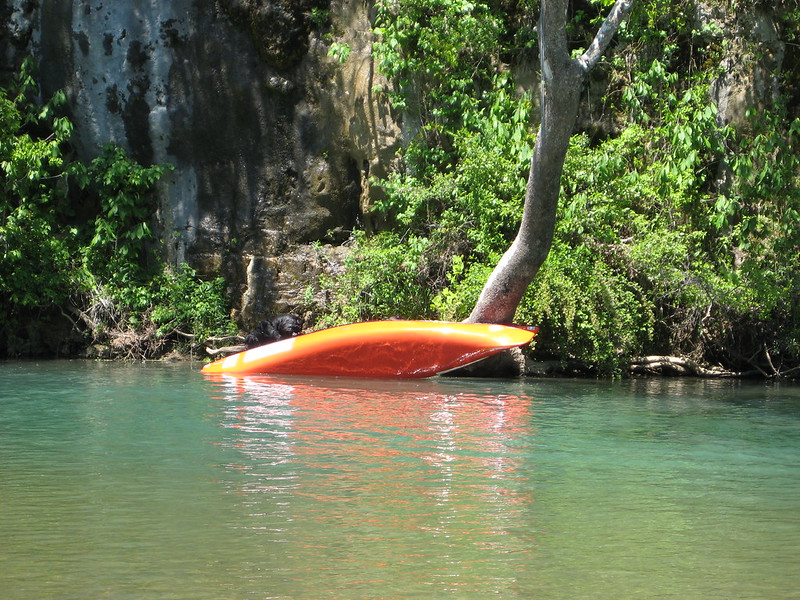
[577,0,634,72]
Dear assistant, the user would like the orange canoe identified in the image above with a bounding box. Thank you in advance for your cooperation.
[201,320,537,378]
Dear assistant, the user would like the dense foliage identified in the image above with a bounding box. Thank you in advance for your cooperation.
[319,0,800,376]
[0,59,235,358]
[4,2,798,375]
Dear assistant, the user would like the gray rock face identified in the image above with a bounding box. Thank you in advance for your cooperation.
[2,0,399,325]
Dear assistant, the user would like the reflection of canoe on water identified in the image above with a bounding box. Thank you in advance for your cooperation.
[201,320,538,378]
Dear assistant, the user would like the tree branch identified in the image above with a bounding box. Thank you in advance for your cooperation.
[578,0,635,72]
[206,334,245,344]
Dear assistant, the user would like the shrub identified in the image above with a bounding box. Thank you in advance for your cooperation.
[151,265,236,343]
[317,232,435,326]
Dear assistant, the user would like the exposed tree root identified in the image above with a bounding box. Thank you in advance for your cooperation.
[629,356,760,378]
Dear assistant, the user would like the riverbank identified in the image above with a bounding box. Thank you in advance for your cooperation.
[73,336,797,381]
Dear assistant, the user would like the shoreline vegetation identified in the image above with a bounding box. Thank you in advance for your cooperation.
[2,2,799,379]
[55,345,797,381]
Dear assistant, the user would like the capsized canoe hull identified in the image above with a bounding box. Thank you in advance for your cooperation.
[201,320,537,378]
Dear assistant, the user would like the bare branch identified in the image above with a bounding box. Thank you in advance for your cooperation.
[578,0,635,72]
[762,343,778,377]
[206,334,245,344]
[629,356,758,378]
[780,364,800,377]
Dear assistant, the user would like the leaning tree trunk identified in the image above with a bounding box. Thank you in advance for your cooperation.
[466,0,634,324]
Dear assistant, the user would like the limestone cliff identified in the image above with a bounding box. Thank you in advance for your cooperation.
[1,0,400,326]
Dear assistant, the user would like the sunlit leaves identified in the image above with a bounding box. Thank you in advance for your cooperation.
[317,231,436,326]
[370,0,534,263]
[0,64,76,308]
[373,0,514,157]
[78,144,170,287]
[150,264,236,340]
[0,60,169,315]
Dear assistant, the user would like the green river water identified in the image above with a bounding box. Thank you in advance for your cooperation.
[1,360,798,599]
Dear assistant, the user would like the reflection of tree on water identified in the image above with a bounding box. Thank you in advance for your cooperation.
[208,374,539,597]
